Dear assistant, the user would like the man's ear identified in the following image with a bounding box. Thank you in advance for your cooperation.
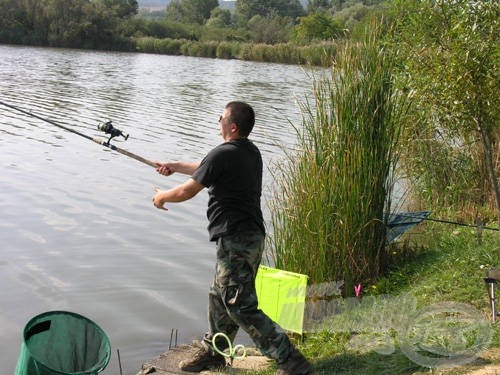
[231,123,239,134]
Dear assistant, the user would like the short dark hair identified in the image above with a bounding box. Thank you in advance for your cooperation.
[226,101,255,138]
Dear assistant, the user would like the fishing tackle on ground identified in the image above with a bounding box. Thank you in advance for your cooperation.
[0,100,156,168]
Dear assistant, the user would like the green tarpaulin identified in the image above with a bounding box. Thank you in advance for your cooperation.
[15,311,111,375]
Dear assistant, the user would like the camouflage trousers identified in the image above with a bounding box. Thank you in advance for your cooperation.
[202,231,294,363]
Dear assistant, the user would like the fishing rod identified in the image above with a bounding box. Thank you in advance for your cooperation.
[0,100,157,168]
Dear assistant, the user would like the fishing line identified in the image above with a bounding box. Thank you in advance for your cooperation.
[397,212,499,231]
[0,100,157,168]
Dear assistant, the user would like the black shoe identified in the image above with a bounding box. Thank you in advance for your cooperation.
[276,349,313,375]
[179,345,226,372]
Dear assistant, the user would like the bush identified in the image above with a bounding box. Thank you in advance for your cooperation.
[215,41,234,59]
[155,38,183,55]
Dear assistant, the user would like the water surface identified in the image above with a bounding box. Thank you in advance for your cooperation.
[0,45,318,374]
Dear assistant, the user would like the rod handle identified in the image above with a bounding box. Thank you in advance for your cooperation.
[92,138,157,168]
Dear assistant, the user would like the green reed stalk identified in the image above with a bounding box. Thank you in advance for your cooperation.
[269,23,410,294]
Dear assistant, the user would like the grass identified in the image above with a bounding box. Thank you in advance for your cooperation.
[250,225,499,374]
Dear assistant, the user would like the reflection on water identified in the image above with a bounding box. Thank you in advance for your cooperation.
[0,45,319,374]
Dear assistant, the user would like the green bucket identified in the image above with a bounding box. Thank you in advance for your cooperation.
[14,311,111,375]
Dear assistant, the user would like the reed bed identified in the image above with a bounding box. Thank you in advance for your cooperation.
[268,25,410,294]
[133,37,338,66]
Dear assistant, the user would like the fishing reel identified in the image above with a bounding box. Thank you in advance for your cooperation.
[97,121,129,144]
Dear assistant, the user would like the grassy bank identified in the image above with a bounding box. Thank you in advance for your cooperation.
[255,225,499,374]
[134,37,337,66]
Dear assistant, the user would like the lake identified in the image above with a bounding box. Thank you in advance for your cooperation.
[0,44,319,374]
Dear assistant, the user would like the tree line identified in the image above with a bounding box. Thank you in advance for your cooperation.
[0,0,385,49]
[0,0,138,49]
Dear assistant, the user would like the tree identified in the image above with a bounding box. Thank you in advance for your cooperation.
[247,13,294,43]
[17,0,49,43]
[206,7,232,27]
[235,0,305,26]
[108,0,138,18]
[120,0,138,18]
[43,0,88,47]
[166,0,218,24]
[165,0,185,22]
[292,12,342,43]
[0,0,138,48]
[307,0,334,14]
[392,0,500,224]
[0,0,36,43]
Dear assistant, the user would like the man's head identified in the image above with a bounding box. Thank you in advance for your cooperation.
[220,101,255,139]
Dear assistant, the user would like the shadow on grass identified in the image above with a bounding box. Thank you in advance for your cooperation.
[310,349,425,375]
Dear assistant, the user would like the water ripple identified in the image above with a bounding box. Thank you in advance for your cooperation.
[0,44,321,374]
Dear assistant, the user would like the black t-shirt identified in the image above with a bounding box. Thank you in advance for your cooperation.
[192,138,265,241]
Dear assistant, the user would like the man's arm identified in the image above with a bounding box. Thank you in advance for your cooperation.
[152,178,204,210]
[155,161,200,176]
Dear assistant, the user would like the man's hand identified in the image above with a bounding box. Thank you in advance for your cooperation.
[155,162,174,176]
[152,186,168,210]
[154,161,200,176]
[151,179,204,211]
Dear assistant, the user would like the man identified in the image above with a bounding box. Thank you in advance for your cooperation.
[152,101,312,375]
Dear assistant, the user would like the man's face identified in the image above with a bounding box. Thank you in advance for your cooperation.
[219,108,235,140]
